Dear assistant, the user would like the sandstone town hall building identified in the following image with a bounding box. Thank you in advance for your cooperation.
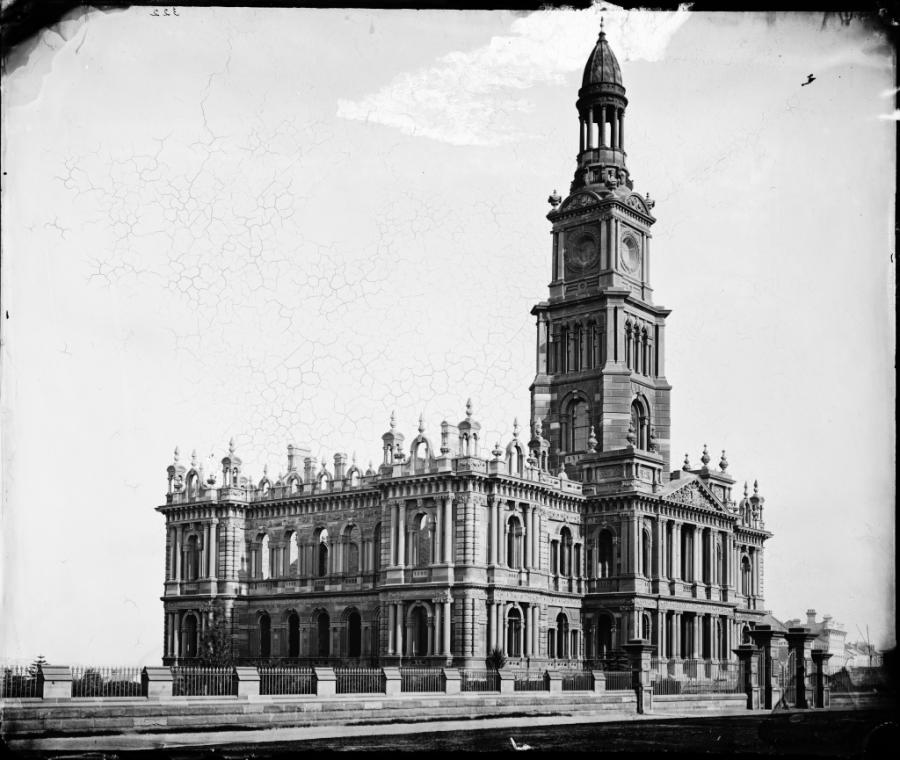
[157,26,772,668]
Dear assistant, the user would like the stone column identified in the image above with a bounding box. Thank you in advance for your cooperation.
[208,520,218,579]
[174,611,182,659]
[623,639,654,714]
[747,625,784,710]
[733,644,761,709]
[811,650,833,708]
[619,108,625,150]
[523,505,530,569]
[443,599,452,657]
[786,627,817,709]
[501,607,509,656]
[488,601,496,651]
[673,612,682,660]
[173,525,183,582]
[443,497,453,565]
[398,505,406,567]
[693,615,702,659]
[656,518,666,580]
[657,610,666,660]
[611,107,619,149]
[672,522,681,581]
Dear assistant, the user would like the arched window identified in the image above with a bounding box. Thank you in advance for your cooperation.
[569,399,590,452]
[259,612,271,658]
[507,516,523,570]
[344,525,360,575]
[259,535,270,580]
[287,531,298,575]
[560,527,573,577]
[631,399,649,450]
[185,535,200,581]
[287,612,300,658]
[411,606,428,657]
[347,610,362,658]
[413,514,432,567]
[183,614,198,658]
[318,529,329,578]
[642,529,651,578]
[597,530,614,578]
[507,609,522,657]
[316,611,330,657]
[741,555,752,596]
[641,613,651,640]
[556,613,569,659]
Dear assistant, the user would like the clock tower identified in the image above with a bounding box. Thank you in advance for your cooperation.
[530,23,672,481]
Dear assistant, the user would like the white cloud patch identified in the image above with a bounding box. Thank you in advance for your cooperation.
[337,5,692,146]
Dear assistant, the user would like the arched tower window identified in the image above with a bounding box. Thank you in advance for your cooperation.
[597,529,614,578]
[568,398,590,452]
[185,535,200,581]
[507,516,523,570]
[641,613,651,640]
[259,534,270,580]
[559,527,573,577]
[317,529,329,578]
[630,399,649,450]
[741,555,752,596]
[642,529,651,578]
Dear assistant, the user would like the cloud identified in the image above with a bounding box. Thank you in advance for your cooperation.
[336,4,692,146]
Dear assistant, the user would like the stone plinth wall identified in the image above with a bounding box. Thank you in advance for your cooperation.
[1,692,636,739]
[652,694,748,713]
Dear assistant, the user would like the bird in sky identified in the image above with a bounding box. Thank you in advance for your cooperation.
[801,74,816,86]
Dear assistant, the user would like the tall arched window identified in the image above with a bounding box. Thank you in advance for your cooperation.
[556,613,569,659]
[414,514,432,567]
[642,529,651,578]
[317,529,329,578]
[185,535,200,581]
[507,516,523,570]
[641,613,651,640]
[569,399,590,452]
[259,613,271,658]
[372,523,382,572]
[597,530,614,578]
[741,556,752,596]
[287,612,300,658]
[507,608,522,657]
[347,610,362,658]
[183,614,198,658]
[287,531,298,575]
[630,399,649,450]
[559,527,573,576]
[316,611,330,657]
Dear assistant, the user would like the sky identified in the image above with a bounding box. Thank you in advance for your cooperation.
[0,4,895,664]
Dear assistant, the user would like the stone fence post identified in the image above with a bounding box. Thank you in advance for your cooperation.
[545,670,562,693]
[498,670,514,694]
[592,671,606,694]
[811,650,833,709]
[314,667,336,697]
[747,625,784,710]
[442,668,461,695]
[141,667,174,700]
[233,666,260,698]
[785,627,817,709]
[382,667,401,696]
[623,638,654,714]
[38,665,72,700]
[732,645,760,709]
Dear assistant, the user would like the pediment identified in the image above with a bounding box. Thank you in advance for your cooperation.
[661,477,725,512]
[560,192,602,212]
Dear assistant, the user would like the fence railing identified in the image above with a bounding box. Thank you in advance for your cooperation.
[460,669,500,692]
[513,671,548,692]
[335,667,384,694]
[0,666,41,698]
[258,666,315,695]
[400,668,443,693]
[603,671,635,691]
[71,666,143,697]
[652,660,743,695]
[561,672,594,691]
[171,666,235,697]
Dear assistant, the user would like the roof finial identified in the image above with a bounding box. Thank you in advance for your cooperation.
[700,444,710,467]
[390,410,396,431]
[263,463,268,475]
[599,16,605,39]
[534,416,543,437]
[719,450,729,472]
[753,479,759,496]
[682,453,691,471]
[191,449,198,468]
[512,417,520,439]
[352,451,357,464]
[743,481,749,498]
[465,398,473,420]
[588,425,598,453]
[492,441,503,459]
[418,412,425,434]
[228,437,235,455]
[173,446,180,463]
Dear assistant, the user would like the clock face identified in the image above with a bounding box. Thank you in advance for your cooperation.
[621,235,640,274]
[568,235,597,270]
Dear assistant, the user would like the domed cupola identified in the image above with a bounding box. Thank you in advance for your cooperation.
[572,20,631,195]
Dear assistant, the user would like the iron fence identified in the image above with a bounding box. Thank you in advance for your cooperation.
[171,666,235,697]
[400,668,443,693]
[258,666,315,695]
[460,669,500,692]
[603,671,635,691]
[335,667,384,694]
[561,672,594,691]
[71,666,142,697]
[513,671,548,692]
[673,660,744,695]
[0,666,41,698]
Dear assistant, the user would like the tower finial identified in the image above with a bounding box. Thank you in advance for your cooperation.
[599,16,605,38]
[534,416,543,437]
[418,412,425,434]
[228,437,235,455]
[682,453,691,471]
[744,481,749,498]
[390,410,396,430]
[753,479,759,496]
[700,444,710,467]
[465,398,473,419]
[174,446,180,463]
[513,417,519,439]
[191,449,198,468]
[719,449,728,472]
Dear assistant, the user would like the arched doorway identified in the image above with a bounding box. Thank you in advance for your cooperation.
[316,611,330,657]
[287,612,300,658]
[259,613,271,658]
[347,610,362,658]
[183,614,198,658]
[596,615,613,657]
[411,606,428,657]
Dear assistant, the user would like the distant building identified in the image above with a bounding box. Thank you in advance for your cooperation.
[157,26,774,667]
[783,609,848,667]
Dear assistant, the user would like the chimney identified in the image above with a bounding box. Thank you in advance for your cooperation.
[806,609,817,626]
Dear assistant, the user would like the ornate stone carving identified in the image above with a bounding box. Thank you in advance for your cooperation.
[626,194,649,214]
[561,192,599,212]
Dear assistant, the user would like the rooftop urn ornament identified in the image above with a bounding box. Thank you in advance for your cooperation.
[588,425,598,453]
[440,420,450,455]
[648,427,658,453]
[512,417,520,439]
[700,444,711,467]
[744,481,749,498]
[228,437,236,456]
[366,461,375,476]
[418,413,425,434]
[645,192,656,210]
[390,410,397,431]
[191,449,198,468]
[719,450,729,472]
[493,441,503,460]
[683,453,691,471]
[548,189,562,208]
[173,446,180,464]
[753,479,759,496]
[465,398,473,420]
[534,416,544,438]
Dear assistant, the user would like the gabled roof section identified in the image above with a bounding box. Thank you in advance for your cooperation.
[659,473,726,512]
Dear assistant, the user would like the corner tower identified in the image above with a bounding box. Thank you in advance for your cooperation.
[531,23,672,480]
